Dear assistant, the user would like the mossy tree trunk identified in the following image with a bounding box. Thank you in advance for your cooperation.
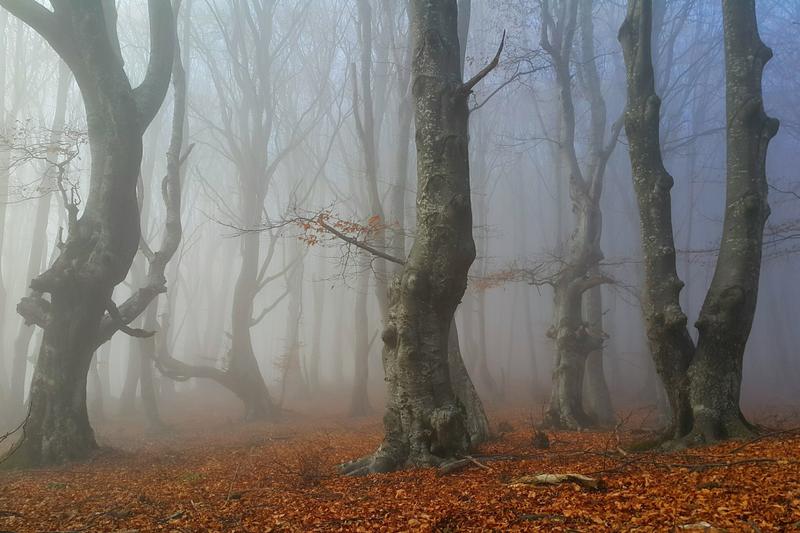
[340,0,500,475]
[5,0,175,467]
[619,0,777,445]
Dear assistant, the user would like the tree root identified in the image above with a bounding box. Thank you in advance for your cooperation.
[652,414,759,451]
[339,445,463,476]
[339,450,399,476]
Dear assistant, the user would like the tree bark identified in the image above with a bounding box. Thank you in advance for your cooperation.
[582,283,614,425]
[229,229,276,420]
[448,319,489,445]
[4,0,175,467]
[340,0,493,474]
[688,0,778,442]
[619,0,777,445]
[540,0,619,429]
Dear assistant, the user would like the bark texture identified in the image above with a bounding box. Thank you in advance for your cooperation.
[619,0,777,445]
[540,0,620,429]
[5,0,175,467]
[340,0,492,474]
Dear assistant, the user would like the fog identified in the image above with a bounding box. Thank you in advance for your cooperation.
[0,0,798,464]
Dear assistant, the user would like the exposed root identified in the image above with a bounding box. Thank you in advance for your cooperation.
[339,444,462,476]
[542,407,596,431]
[338,449,400,476]
[660,414,759,451]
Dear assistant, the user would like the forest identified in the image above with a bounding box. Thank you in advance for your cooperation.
[0,0,798,531]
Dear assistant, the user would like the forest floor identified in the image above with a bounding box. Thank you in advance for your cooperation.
[0,401,799,532]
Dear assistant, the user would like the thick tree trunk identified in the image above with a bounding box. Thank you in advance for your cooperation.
[545,272,601,429]
[10,285,108,466]
[686,0,777,443]
[619,0,700,441]
[341,0,488,474]
[4,1,175,467]
[448,319,489,445]
[619,0,776,445]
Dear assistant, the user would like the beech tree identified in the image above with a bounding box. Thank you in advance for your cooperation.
[0,0,176,466]
[539,0,621,430]
[619,0,778,445]
[340,0,501,474]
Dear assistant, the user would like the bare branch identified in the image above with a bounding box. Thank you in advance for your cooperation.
[105,298,155,338]
[459,30,505,96]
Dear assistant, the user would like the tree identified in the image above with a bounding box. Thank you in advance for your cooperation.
[340,0,501,474]
[619,0,778,445]
[539,0,621,430]
[152,1,333,419]
[1,0,175,466]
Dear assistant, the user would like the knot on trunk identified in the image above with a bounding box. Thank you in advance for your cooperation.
[429,405,468,457]
[661,304,688,331]
[17,295,51,328]
[403,269,430,301]
[381,324,398,348]
[553,323,605,354]
[696,285,746,335]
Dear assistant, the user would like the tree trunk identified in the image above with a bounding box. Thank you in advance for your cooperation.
[11,285,108,466]
[229,230,276,420]
[687,0,777,443]
[279,241,306,406]
[4,1,175,467]
[619,0,777,445]
[349,266,371,417]
[307,253,326,393]
[139,301,164,431]
[540,0,618,429]
[448,319,489,445]
[582,283,614,425]
[341,0,488,474]
[545,272,600,429]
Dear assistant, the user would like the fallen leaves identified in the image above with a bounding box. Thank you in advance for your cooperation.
[0,408,798,532]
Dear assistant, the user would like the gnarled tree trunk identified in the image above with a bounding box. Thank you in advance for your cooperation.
[340,0,499,474]
[687,0,777,442]
[540,0,620,429]
[5,1,175,467]
[619,0,777,446]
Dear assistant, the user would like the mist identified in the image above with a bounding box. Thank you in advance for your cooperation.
[0,1,798,530]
